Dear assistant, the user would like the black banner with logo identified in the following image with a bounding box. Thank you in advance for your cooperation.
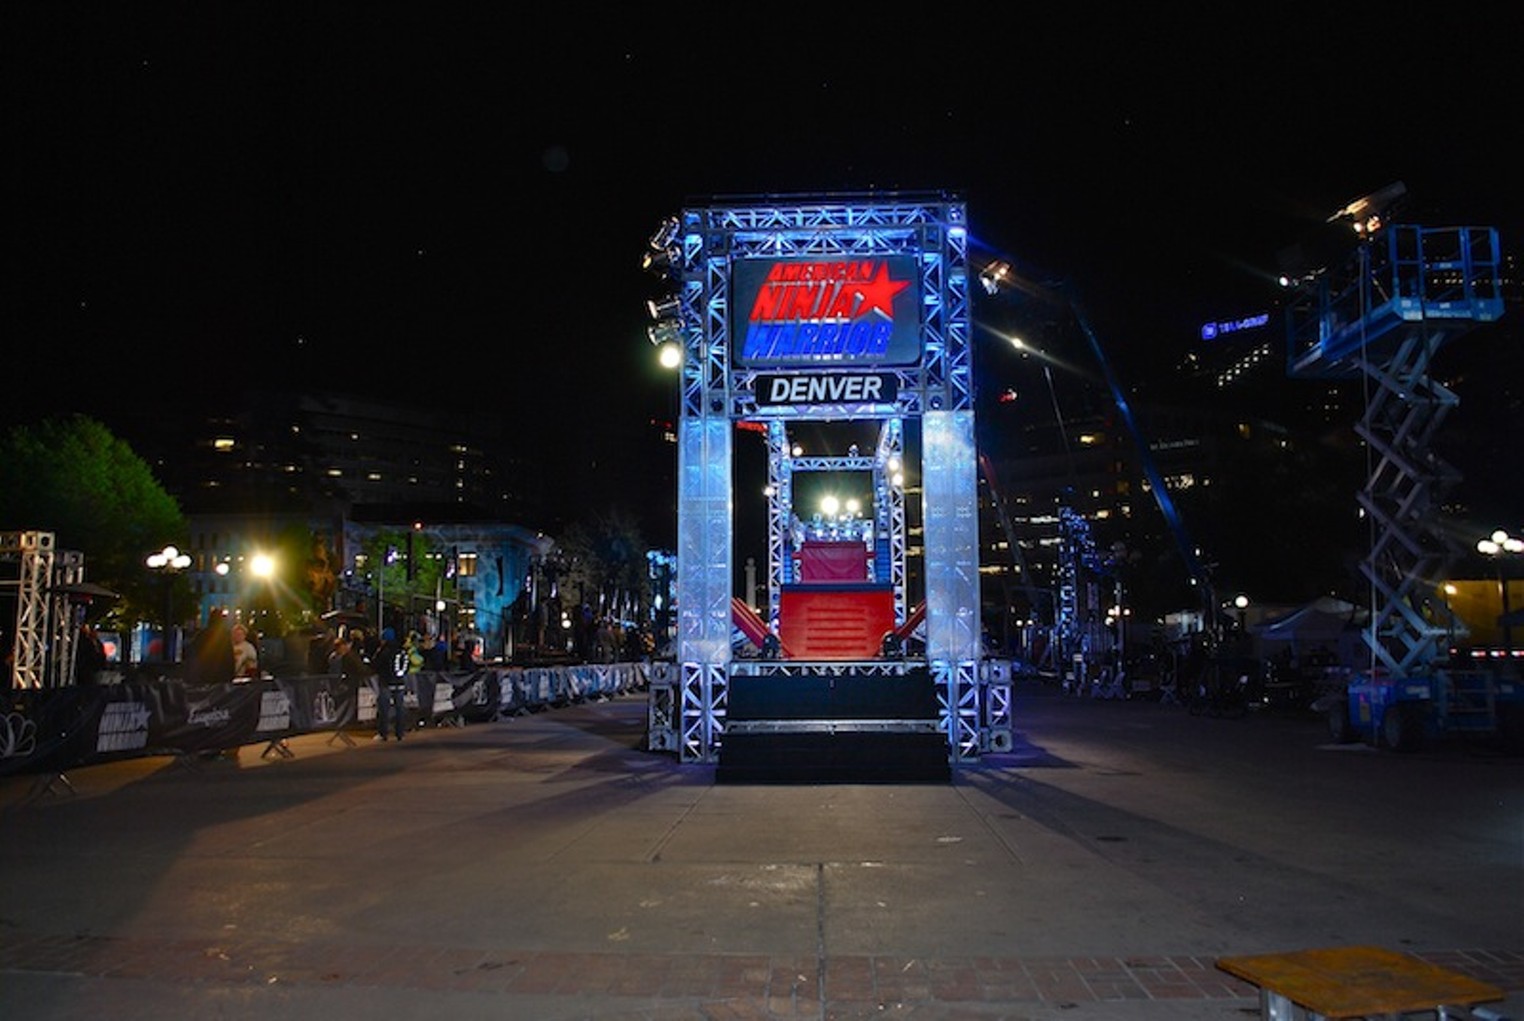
[1,663,650,778]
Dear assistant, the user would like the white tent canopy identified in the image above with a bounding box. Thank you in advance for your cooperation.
[1252,596,1369,667]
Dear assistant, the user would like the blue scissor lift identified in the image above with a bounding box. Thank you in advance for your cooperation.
[1286,219,1521,750]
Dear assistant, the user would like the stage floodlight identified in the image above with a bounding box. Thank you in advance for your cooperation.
[642,247,673,275]
[979,260,1011,296]
[1327,181,1406,236]
[647,319,682,347]
[648,216,679,253]
[647,295,681,321]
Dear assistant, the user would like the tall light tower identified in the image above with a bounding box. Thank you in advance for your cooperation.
[146,544,191,660]
[1476,529,1522,663]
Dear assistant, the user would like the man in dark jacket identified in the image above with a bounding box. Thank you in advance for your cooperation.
[184,611,234,686]
[372,627,407,741]
[74,622,108,685]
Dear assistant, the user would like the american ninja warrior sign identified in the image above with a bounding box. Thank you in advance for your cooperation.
[730,256,922,370]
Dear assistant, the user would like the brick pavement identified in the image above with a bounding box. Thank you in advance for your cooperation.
[3,930,1522,1017]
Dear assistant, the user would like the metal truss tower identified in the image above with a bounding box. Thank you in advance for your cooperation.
[648,193,1008,764]
[1054,506,1113,689]
[2,530,85,690]
[1286,223,1504,677]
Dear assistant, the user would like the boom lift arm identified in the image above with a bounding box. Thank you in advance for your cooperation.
[979,263,1219,628]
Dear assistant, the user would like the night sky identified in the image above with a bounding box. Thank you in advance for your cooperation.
[6,5,1521,530]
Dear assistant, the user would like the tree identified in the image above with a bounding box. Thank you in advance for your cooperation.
[242,524,343,637]
[357,527,446,631]
[552,508,652,623]
[301,529,340,614]
[0,415,187,622]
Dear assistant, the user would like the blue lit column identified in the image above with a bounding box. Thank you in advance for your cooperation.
[675,232,732,763]
[923,408,981,757]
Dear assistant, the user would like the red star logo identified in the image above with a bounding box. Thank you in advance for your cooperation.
[853,262,911,319]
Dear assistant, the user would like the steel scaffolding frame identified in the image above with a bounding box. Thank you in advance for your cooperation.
[1286,224,1504,677]
[762,422,907,629]
[666,194,1002,764]
[2,530,54,690]
[2,530,86,690]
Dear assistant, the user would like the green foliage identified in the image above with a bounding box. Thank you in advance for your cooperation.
[247,524,343,635]
[0,415,186,620]
[551,508,651,617]
[359,528,446,621]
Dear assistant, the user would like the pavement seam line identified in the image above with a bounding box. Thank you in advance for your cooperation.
[958,776,1028,866]
[645,781,707,863]
[815,860,828,1021]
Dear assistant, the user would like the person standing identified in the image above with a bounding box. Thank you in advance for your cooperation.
[308,625,335,674]
[373,626,407,741]
[230,623,259,679]
[424,631,449,671]
[74,622,107,685]
[327,633,368,733]
[185,611,235,686]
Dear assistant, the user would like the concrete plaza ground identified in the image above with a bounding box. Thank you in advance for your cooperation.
[2,681,1520,1020]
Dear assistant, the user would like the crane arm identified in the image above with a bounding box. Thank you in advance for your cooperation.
[979,260,1216,621]
[1066,299,1215,613]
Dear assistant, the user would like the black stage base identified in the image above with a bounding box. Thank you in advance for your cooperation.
[717,670,951,784]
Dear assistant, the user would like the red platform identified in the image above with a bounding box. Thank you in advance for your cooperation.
[796,540,871,583]
[778,584,894,660]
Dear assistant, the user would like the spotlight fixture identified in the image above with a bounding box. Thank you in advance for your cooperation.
[643,215,684,279]
[646,295,682,321]
[647,319,682,347]
[979,260,1011,296]
[648,216,679,253]
[641,246,673,275]
[1327,181,1407,236]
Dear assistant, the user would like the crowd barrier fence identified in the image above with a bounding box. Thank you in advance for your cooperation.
[0,662,655,779]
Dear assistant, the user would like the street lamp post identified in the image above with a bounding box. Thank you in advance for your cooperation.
[214,552,275,632]
[1476,529,1523,663]
[146,544,191,661]
[1441,583,1458,653]
[248,551,276,638]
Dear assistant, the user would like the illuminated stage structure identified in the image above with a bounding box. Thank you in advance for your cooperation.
[643,194,1012,778]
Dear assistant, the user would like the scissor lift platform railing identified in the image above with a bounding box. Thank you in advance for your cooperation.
[1287,224,1503,379]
